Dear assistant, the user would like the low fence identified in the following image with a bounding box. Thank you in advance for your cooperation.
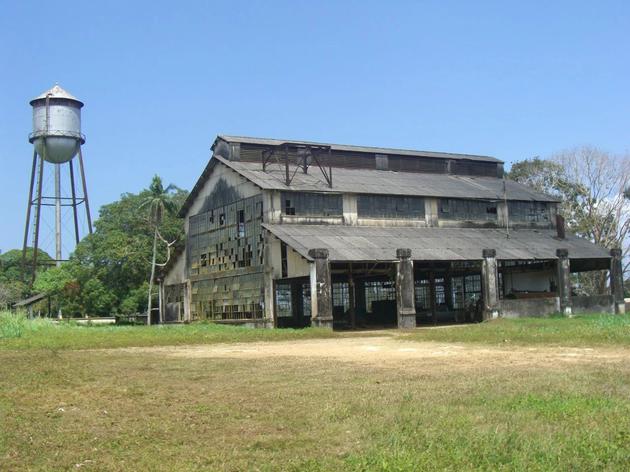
[500,297,560,318]
[500,294,615,317]
[571,295,614,315]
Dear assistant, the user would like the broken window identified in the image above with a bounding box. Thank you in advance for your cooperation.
[364,280,396,313]
[281,192,343,217]
[357,194,425,219]
[281,242,288,278]
[275,283,292,318]
[237,210,245,238]
[450,274,481,309]
[438,198,498,221]
[302,283,311,318]
[414,279,431,310]
[508,201,549,222]
[333,283,350,313]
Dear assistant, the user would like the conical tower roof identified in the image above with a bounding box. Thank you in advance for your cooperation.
[30,84,83,106]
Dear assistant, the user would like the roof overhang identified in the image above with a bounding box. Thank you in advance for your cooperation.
[262,224,610,263]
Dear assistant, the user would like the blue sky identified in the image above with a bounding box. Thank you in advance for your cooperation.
[1,1,629,256]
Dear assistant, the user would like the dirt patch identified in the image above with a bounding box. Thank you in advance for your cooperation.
[113,336,630,369]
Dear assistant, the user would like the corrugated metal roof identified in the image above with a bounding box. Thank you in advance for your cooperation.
[217,135,502,163]
[262,224,610,262]
[215,155,559,202]
[13,292,47,307]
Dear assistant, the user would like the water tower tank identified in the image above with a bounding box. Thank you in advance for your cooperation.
[29,84,85,164]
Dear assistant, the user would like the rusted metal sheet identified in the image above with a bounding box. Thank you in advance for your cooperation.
[262,224,610,262]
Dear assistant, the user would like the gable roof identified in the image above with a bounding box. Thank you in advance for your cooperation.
[216,135,502,163]
[215,155,557,201]
[179,154,558,217]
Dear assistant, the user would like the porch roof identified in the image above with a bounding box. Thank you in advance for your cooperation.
[262,224,611,262]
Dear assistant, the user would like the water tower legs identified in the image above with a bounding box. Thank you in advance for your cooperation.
[54,164,62,268]
[22,145,93,286]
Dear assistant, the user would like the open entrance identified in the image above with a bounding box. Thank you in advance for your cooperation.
[274,278,311,328]
[414,261,483,325]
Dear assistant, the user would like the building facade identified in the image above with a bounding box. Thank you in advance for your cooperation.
[161,135,624,328]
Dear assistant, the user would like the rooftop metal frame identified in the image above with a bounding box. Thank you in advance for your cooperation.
[261,142,334,188]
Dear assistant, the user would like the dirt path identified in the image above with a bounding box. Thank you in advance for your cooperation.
[116,336,630,369]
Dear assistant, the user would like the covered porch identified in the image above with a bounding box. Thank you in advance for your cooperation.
[264,224,623,329]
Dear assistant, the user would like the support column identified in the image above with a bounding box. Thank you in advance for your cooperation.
[610,248,625,314]
[481,249,499,320]
[309,248,333,329]
[556,248,572,316]
[396,248,416,329]
[262,230,276,328]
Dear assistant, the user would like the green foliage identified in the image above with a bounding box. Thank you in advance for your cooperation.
[508,149,630,294]
[405,313,630,346]
[140,175,178,226]
[31,178,188,317]
[0,311,51,339]
[0,318,336,350]
[0,248,52,308]
[119,282,150,315]
[0,248,53,285]
[507,158,589,224]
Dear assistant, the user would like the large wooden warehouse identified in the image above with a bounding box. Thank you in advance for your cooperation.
[160,135,624,328]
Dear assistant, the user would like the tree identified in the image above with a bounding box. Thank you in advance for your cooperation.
[139,175,178,325]
[0,248,53,308]
[31,180,187,317]
[508,146,630,294]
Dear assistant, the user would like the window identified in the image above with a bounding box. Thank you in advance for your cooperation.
[364,280,396,313]
[281,242,288,278]
[281,192,343,217]
[200,254,207,267]
[237,210,245,238]
[333,283,350,313]
[414,279,431,310]
[508,201,549,222]
[219,213,225,225]
[451,274,482,309]
[357,195,425,219]
[302,283,311,318]
[275,284,292,318]
[438,199,497,221]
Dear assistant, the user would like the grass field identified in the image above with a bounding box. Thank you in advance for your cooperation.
[2,312,630,470]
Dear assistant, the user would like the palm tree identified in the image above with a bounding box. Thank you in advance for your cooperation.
[139,175,176,325]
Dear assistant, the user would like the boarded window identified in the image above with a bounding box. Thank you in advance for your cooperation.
[439,198,497,221]
[508,201,549,222]
[357,194,425,219]
[281,192,343,217]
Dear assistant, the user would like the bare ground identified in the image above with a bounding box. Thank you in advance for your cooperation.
[110,335,630,369]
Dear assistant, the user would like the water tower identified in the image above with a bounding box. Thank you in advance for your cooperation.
[22,84,93,279]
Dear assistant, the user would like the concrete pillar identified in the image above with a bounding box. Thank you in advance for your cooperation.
[556,248,572,316]
[262,230,276,328]
[396,248,417,329]
[481,249,499,320]
[610,248,625,314]
[309,248,333,329]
